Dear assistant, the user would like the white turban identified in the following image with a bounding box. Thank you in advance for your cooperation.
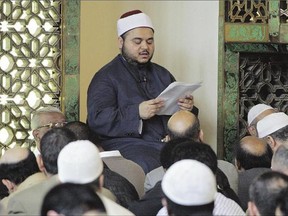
[117,10,154,37]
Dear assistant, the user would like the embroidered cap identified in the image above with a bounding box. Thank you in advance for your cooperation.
[247,104,274,126]
[257,112,288,138]
[117,10,154,37]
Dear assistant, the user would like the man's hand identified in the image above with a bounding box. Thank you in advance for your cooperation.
[139,98,164,120]
[178,95,194,111]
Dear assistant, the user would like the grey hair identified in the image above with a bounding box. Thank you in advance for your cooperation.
[31,106,63,130]
[272,145,288,173]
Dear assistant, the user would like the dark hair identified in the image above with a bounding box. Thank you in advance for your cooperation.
[160,138,191,169]
[235,141,272,170]
[166,197,214,216]
[65,121,103,148]
[103,167,139,208]
[249,171,288,216]
[40,127,77,174]
[65,121,92,141]
[168,140,218,174]
[275,188,288,215]
[0,149,39,185]
[0,181,8,199]
[41,183,106,216]
[270,125,288,142]
[167,117,200,141]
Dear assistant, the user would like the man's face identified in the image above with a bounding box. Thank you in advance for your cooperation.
[33,112,66,150]
[119,27,154,65]
[248,109,277,137]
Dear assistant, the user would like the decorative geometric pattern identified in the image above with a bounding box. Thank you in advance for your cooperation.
[280,1,288,19]
[0,0,62,155]
[239,52,288,138]
[226,0,269,23]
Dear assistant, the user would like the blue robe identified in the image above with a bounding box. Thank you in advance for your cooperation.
[87,54,178,173]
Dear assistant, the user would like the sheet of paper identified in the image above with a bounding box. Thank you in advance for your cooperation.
[156,81,202,115]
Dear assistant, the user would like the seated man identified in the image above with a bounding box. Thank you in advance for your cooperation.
[129,139,245,216]
[247,104,276,137]
[65,121,142,204]
[87,9,198,174]
[0,147,46,210]
[272,144,288,176]
[6,128,77,215]
[161,160,216,216]
[41,183,106,216]
[57,140,135,215]
[257,112,288,152]
[145,110,238,195]
[248,171,288,216]
[235,135,272,210]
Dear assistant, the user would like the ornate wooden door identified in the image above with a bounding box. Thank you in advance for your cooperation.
[218,0,288,161]
[0,0,80,154]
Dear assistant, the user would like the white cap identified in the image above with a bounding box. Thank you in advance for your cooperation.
[58,140,103,184]
[257,112,288,138]
[117,10,154,37]
[247,104,274,126]
[162,159,216,206]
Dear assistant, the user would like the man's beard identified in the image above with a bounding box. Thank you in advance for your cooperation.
[121,47,152,66]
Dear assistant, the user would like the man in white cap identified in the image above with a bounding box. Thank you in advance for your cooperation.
[57,140,134,215]
[247,104,276,137]
[6,127,77,215]
[257,112,288,152]
[87,10,198,174]
[161,159,217,215]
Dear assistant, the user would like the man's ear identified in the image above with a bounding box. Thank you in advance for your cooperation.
[47,210,61,216]
[235,158,242,171]
[118,37,124,50]
[266,136,277,152]
[2,179,16,194]
[99,174,104,189]
[36,154,46,174]
[248,201,260,216]
[248,126,258,137]
[32,130,41,144]
[161,197,168,207]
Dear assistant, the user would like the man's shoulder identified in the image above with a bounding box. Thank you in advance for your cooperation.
[97,55,123,74]
[98,193,135,216]
[7,176,59,215]
[215,192,245,215]
[239,167,271,178]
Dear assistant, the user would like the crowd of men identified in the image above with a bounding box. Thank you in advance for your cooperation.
[1,9,288,216]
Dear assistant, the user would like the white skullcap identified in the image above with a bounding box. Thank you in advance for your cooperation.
[162,159,216,206]
[257,112,288,138]
[247,104,274,126]
[58,140,103,184]
[117,10,154,37]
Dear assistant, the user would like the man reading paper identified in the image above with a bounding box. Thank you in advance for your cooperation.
[87,10,198,173]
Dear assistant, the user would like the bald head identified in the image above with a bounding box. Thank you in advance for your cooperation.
[240,136,268,157]
[0,147,29,164]
[235,136,272,170]
[167,110,201,141]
